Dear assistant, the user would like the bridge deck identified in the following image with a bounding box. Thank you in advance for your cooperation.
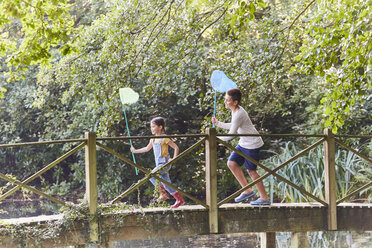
[2,202,371,227]
[1,202,371,247]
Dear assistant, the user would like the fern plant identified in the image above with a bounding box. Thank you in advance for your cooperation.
[261,141,371,203]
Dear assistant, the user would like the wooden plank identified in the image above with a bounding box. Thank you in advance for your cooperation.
[0,214,63,225]
[337,204,372,231]
[219,204,327,233]
[217,133,326,137]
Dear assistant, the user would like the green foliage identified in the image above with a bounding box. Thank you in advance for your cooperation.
[0,202,90,247]
[0,86,6,98]
[295,0,372,133]
[0,0,370,212]
[0,0,109,198]
[0,0,75,81]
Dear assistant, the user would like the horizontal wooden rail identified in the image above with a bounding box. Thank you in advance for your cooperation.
[216,133,327,138]
[0,138,87,148]
[335,134,372,138]
[96,134,207,141]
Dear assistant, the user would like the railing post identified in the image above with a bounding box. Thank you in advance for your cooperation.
[85,132,99,243]
[205,127,218,233]
[324,129,337,230]
[260,232,276,248]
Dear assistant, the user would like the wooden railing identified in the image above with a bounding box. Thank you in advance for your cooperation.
[0,129,371,243]
[0,138,86,206]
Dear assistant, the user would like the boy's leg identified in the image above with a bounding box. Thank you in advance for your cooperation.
[228,160,253,194]
[247,169,269,200]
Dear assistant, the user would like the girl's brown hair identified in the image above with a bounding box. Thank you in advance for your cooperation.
[151,117,166,133]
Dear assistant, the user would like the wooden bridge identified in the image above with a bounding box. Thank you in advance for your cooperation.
[0,128,371,247]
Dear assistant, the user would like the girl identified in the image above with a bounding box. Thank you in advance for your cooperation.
[130,117,184,208]
[212,88,270,205]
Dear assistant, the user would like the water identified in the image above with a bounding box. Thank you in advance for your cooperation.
[277,232,372,248]
[0,199,61,219]
[112,231,372,248]
[114,233,259,248]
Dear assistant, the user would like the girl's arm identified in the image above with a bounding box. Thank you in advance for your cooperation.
[131,140,153,154]
[167,139,179,160]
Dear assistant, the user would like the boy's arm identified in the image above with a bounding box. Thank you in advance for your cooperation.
[167,139,179,159]
[217,121,232,130]
[219,112,242,142]
[212,117,231,129]
[131,140,153,153]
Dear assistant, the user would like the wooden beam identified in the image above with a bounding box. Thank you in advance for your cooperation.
[1,203,371,247]
[85,132,98,243]
[260,232,276,248]
[291,232,308,248]
[205,128,218,234]
[324,129,337,230]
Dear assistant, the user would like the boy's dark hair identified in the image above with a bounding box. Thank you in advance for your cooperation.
[151,117,166,133]
[226,88,241,105]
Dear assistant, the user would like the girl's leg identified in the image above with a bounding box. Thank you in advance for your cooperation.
[149,165,160,186]
[149,165,170,201]
[149,177,157,186]
[160,170,176,195]
[159,170,184,208]
[247,170,269,200]
[228,160,254,194]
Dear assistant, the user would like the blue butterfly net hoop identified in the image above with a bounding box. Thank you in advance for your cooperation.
[210,70,237,93]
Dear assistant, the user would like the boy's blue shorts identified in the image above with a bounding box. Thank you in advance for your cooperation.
[228,145,260,170]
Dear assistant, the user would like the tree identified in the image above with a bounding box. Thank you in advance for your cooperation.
[0,0,75,82]
[1,0,370,203]
[295,0,372,133]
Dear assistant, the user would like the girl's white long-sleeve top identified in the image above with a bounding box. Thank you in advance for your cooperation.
[216,106,264,149]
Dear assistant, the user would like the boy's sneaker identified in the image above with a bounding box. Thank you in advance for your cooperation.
[250,198,271,205]
[234,191,255,203]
